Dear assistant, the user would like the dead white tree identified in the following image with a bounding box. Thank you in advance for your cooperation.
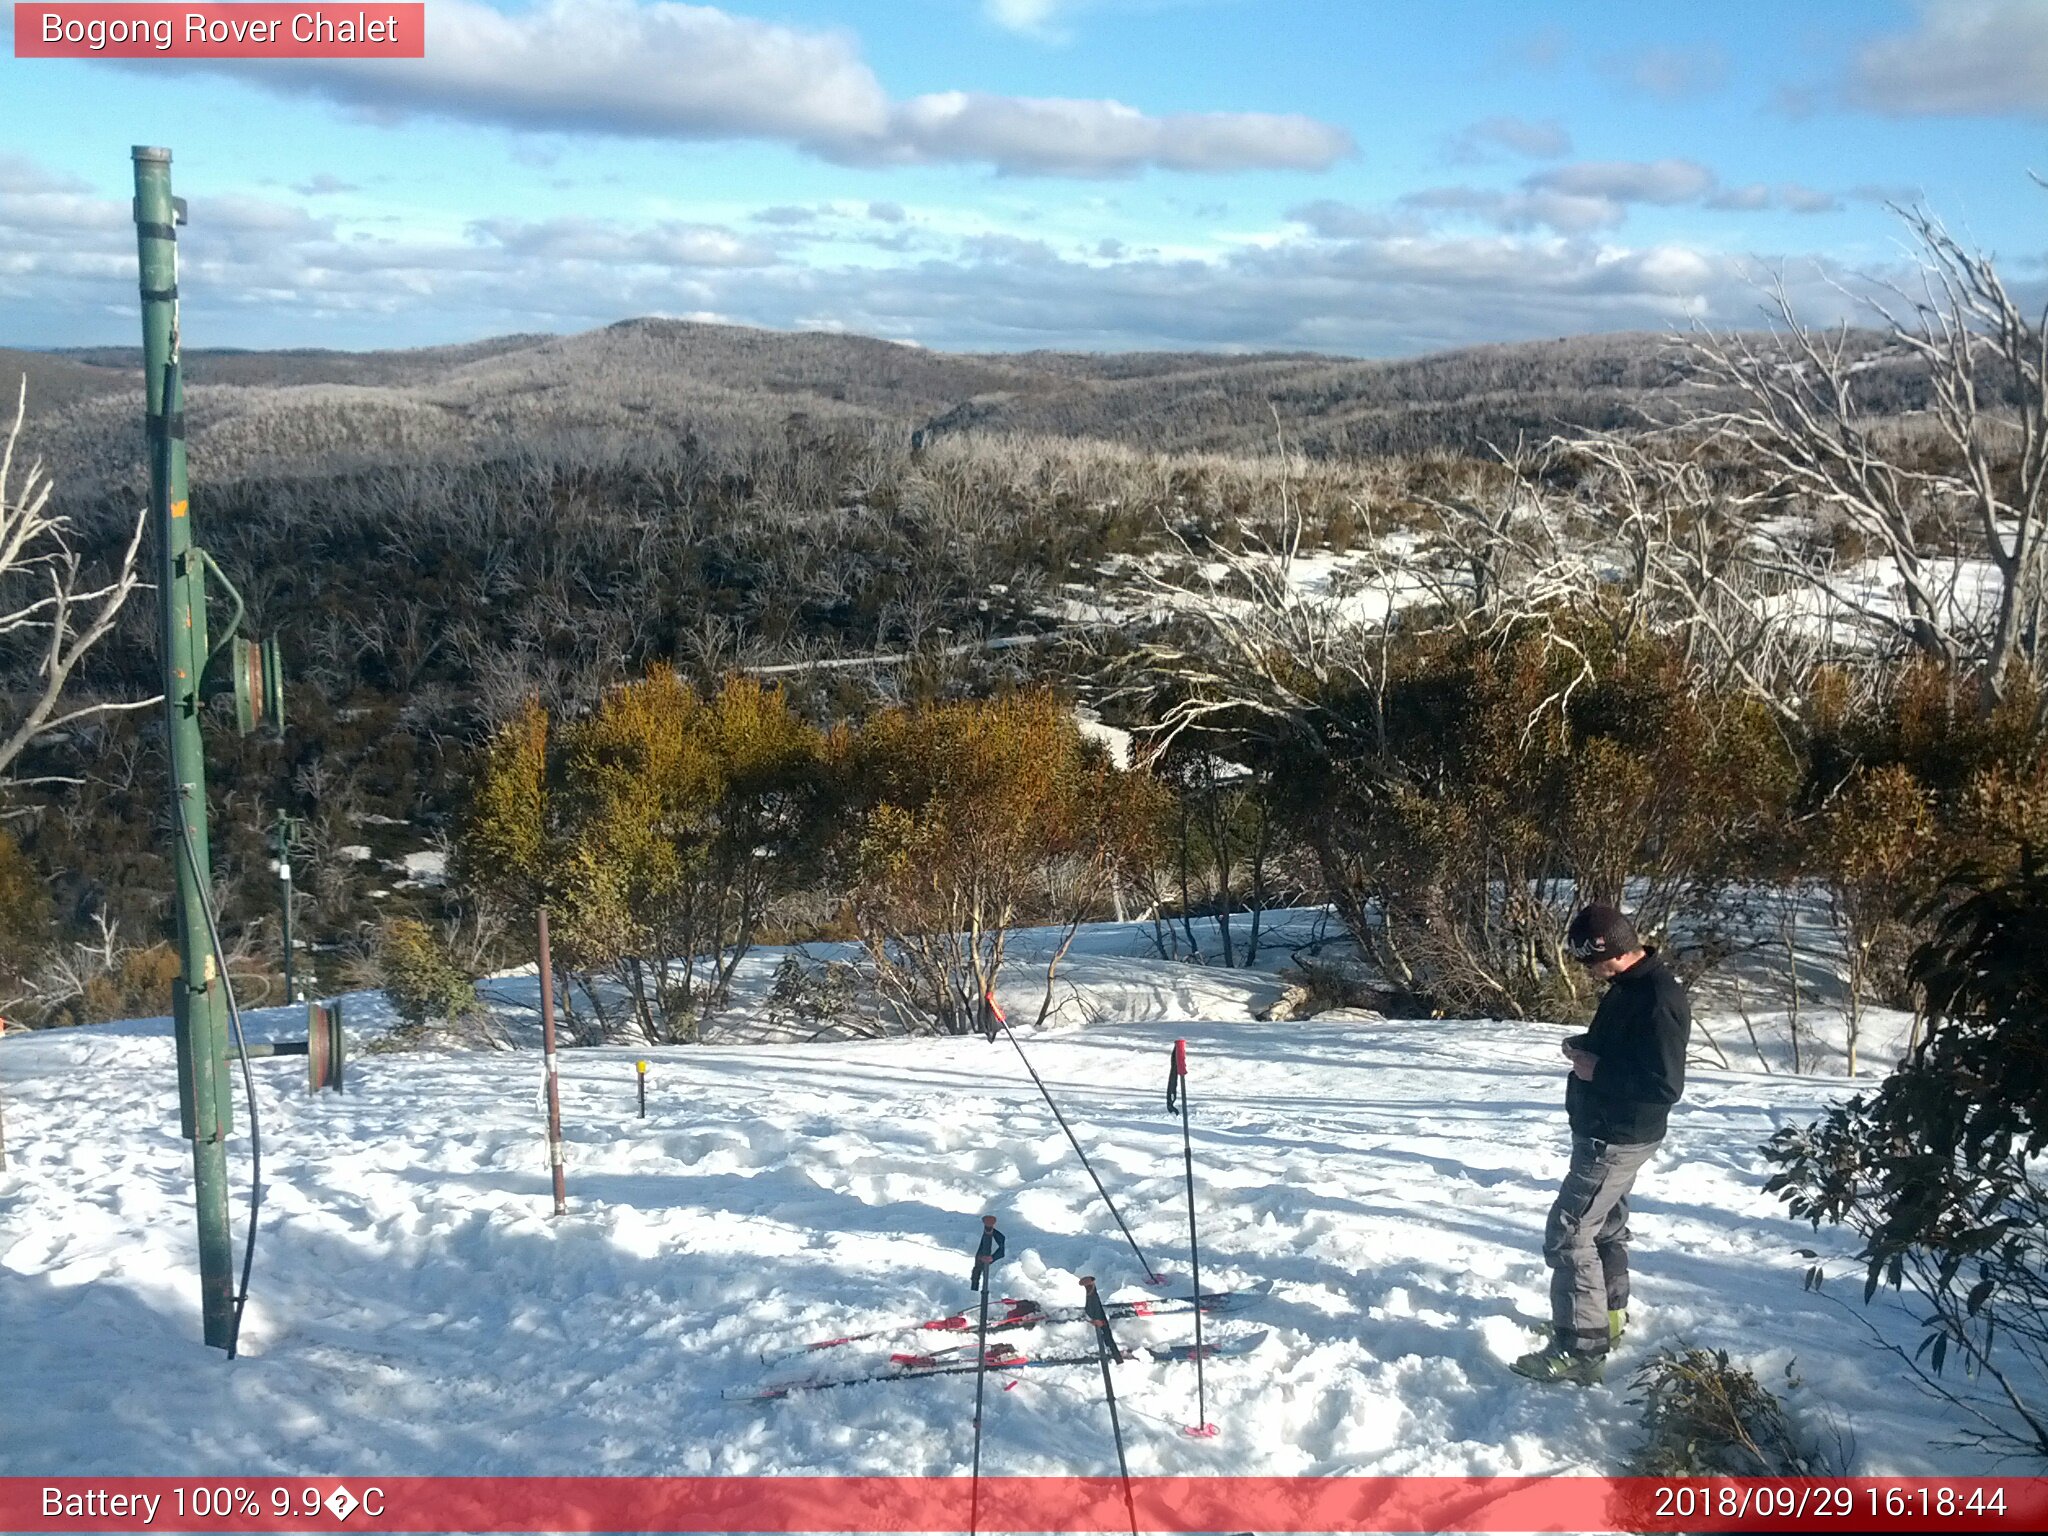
[1414,479,1607,744]
[1690,204,2047,719]
[1121,436,1607,766]
[0,380,152,784]
[1117,483,1379,763]
[1497,431,1838,731]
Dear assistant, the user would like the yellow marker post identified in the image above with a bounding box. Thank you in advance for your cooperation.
[636,1059,648,1120]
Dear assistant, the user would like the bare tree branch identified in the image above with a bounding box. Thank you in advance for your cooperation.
[0,379,153,783]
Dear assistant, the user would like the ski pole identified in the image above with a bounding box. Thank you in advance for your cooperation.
[1081,1276,1140,1536]
[969,1214,1005,1536]
[1166,1038,1216,1437]
[983,990,1165,1284]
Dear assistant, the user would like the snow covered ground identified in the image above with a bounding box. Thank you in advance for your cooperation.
[0,923,1989,1484]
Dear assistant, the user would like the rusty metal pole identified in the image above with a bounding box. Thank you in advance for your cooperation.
[538,907,567,1217]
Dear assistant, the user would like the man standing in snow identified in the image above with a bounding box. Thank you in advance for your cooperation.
[1512,902,1690,1385]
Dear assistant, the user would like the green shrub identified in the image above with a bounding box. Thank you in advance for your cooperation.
[67,943,180,1028]
[375,918,479,1029]
[1626,1349,1833,1475]
[764,955,871,1037]
[1765,851,2048,1460]
[0,829,52,990]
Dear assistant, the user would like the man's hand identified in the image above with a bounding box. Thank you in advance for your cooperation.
[1566,1048,1598,1081]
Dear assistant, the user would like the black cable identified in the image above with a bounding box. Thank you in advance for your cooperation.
[175,812,262,1360]
[987,995,1161,1282]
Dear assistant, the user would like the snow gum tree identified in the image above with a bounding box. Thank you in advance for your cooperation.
[1816,764,1938,1068]
[0,828,52,1007]
[840,690,1165,1035]
[1691,206,2048,720]
[1116,200,2046,1037]
[1802,663,2048,1035]
[1277,617,1796,1020]
[458,674,824,1042]
[561,671,824,1040]
[461,697,553,906]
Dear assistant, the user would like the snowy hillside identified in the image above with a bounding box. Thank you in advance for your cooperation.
[0,928,1986,1483]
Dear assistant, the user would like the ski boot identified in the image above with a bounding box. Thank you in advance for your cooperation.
[1510,1345,1606,1385]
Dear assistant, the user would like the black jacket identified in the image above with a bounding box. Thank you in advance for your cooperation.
[1564,948,1690,1144]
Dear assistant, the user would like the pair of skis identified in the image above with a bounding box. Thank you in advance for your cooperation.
[727,1329,1269,1401]
[736,1030,1227,1536]
[738,1280,1272,1392]
[758,1278,1273,1366]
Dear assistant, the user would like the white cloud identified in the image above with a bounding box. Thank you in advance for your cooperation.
[1391,161,1841,235]
[1777,184,1844,214]
[960,232,1060,264]
[1447,115,1573,162]
[158,0,1349,177]
[1849,0,2048,118]
[0,151,1875,356]
[469,216,776,267]
[207,197,336,239]
[1401,186,1623,235]
[1704,183,1773,212]
[272,1,891,143]
[984,0,1071,38]
[1530,159,1718,204]
[1600,42,1730,100]
[0,156,91,197]
[0,142,1908,360]
[1289,200,1416,240]
[870,92,1351,175]
[292,173,361,197]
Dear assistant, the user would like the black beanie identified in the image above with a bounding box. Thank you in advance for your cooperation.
[1567,903,1640,961]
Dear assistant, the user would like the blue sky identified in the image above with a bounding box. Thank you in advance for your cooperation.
[1,0,2042,353]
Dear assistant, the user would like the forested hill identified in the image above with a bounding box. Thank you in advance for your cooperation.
[10,319,1917,486]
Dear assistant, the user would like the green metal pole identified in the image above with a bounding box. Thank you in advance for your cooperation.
[135,145,236,1351]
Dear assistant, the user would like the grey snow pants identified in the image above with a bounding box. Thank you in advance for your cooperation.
[1544,1134,1660,1355]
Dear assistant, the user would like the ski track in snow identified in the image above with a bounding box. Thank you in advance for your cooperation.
[0,957,1984,1479]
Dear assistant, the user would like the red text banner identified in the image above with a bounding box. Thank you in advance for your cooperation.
[14,5,425,58]
[4,1476,2046,1533]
